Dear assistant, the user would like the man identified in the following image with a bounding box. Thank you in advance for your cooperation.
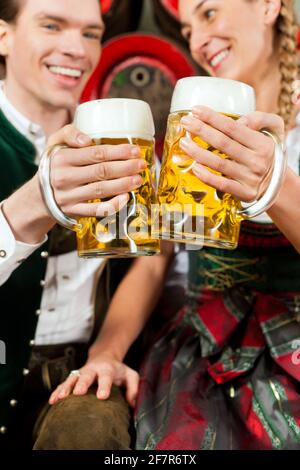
[0,0,143,450]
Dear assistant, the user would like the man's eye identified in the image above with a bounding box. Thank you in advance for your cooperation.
[43,23,60,31]
[182,29,191,42]
[84,32,101,40]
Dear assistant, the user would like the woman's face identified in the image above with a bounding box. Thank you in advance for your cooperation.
[179,0,280,85]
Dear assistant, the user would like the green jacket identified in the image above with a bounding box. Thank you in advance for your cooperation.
[0,110,49,434]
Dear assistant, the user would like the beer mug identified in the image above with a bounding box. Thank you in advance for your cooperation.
[39,98,160,258]
[154,77,286,250]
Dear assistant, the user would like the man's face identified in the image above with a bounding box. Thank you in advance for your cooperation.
[4,0,104,110]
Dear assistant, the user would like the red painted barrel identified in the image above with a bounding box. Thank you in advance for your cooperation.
[100,0,114,15]
[152,0,183,45]
[81,34,198,157]
[160,0,179,19]
[100,0,143,42]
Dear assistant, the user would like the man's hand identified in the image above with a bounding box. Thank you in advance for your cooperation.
[48,125,146,218]
[49,351,139,408]
[2,125,146,244]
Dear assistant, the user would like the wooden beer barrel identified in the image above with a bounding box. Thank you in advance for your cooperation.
[100,0,143,42]
[81,34,198,157]
[152,0,184,45]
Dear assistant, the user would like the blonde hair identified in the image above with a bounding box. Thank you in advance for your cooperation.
[276,0,298,127]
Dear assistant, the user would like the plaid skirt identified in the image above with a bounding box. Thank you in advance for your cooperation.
[135,223,300,450]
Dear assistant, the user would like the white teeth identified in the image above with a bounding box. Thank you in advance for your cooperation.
[210,49,229,68]
[48,66,82,78]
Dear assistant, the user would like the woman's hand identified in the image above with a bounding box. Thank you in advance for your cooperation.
[179,106,284,202]
[49,351,139,408]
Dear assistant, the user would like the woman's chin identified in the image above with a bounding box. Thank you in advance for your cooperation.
[214,68,246,84]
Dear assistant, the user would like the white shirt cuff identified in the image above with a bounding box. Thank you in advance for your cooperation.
[0,203,47,285]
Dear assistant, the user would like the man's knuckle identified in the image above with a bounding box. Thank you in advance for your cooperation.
[51,170,65,190]
[55,190,69,207]
[94,181,104,198]
[195,119,205,133]
[93,146,106,162]
[62,124,73,139]
[96,163,107,180]
[99,364,114,375]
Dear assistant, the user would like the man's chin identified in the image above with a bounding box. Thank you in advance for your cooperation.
[45,92,81,111]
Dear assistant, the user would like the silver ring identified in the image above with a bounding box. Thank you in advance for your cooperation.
[69,370,81,378]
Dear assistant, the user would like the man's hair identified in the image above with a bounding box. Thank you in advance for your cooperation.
[0,0,23,68]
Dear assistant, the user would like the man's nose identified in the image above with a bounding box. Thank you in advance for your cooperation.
[58,30,87,59]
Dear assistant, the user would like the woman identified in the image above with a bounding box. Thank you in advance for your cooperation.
[133,0,300,450]
[50,0,300,451]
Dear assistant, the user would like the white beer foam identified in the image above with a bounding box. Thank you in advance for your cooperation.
[171,77,256,116]
[74,98,155,140]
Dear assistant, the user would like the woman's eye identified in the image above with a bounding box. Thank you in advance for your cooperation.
[204,9,216,20]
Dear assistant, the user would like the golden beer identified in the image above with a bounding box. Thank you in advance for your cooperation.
[74,98,160,258]
[155,111,241,249]
[154,77,257,250]
[77,136,159,258]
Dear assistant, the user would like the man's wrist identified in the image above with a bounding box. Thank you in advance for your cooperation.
[2,173,55,244]
[88,339,127,363]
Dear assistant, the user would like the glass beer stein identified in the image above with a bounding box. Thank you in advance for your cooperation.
[154,77,286,250]
[39,98,160,258]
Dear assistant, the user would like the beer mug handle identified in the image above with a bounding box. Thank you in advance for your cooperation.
[38,145,83,232]
[237,130,287,219]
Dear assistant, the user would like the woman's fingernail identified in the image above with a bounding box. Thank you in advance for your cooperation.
[192,163,202,177]
[77,134,91,145]
[98,390,107,399]
[139,160,147,170]
[192,105,204,114]
[181,116,193,126]
[180,137,192,148]
[133,175,142,186]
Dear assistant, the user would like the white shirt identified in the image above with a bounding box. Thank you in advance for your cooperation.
[0,83,105,345]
